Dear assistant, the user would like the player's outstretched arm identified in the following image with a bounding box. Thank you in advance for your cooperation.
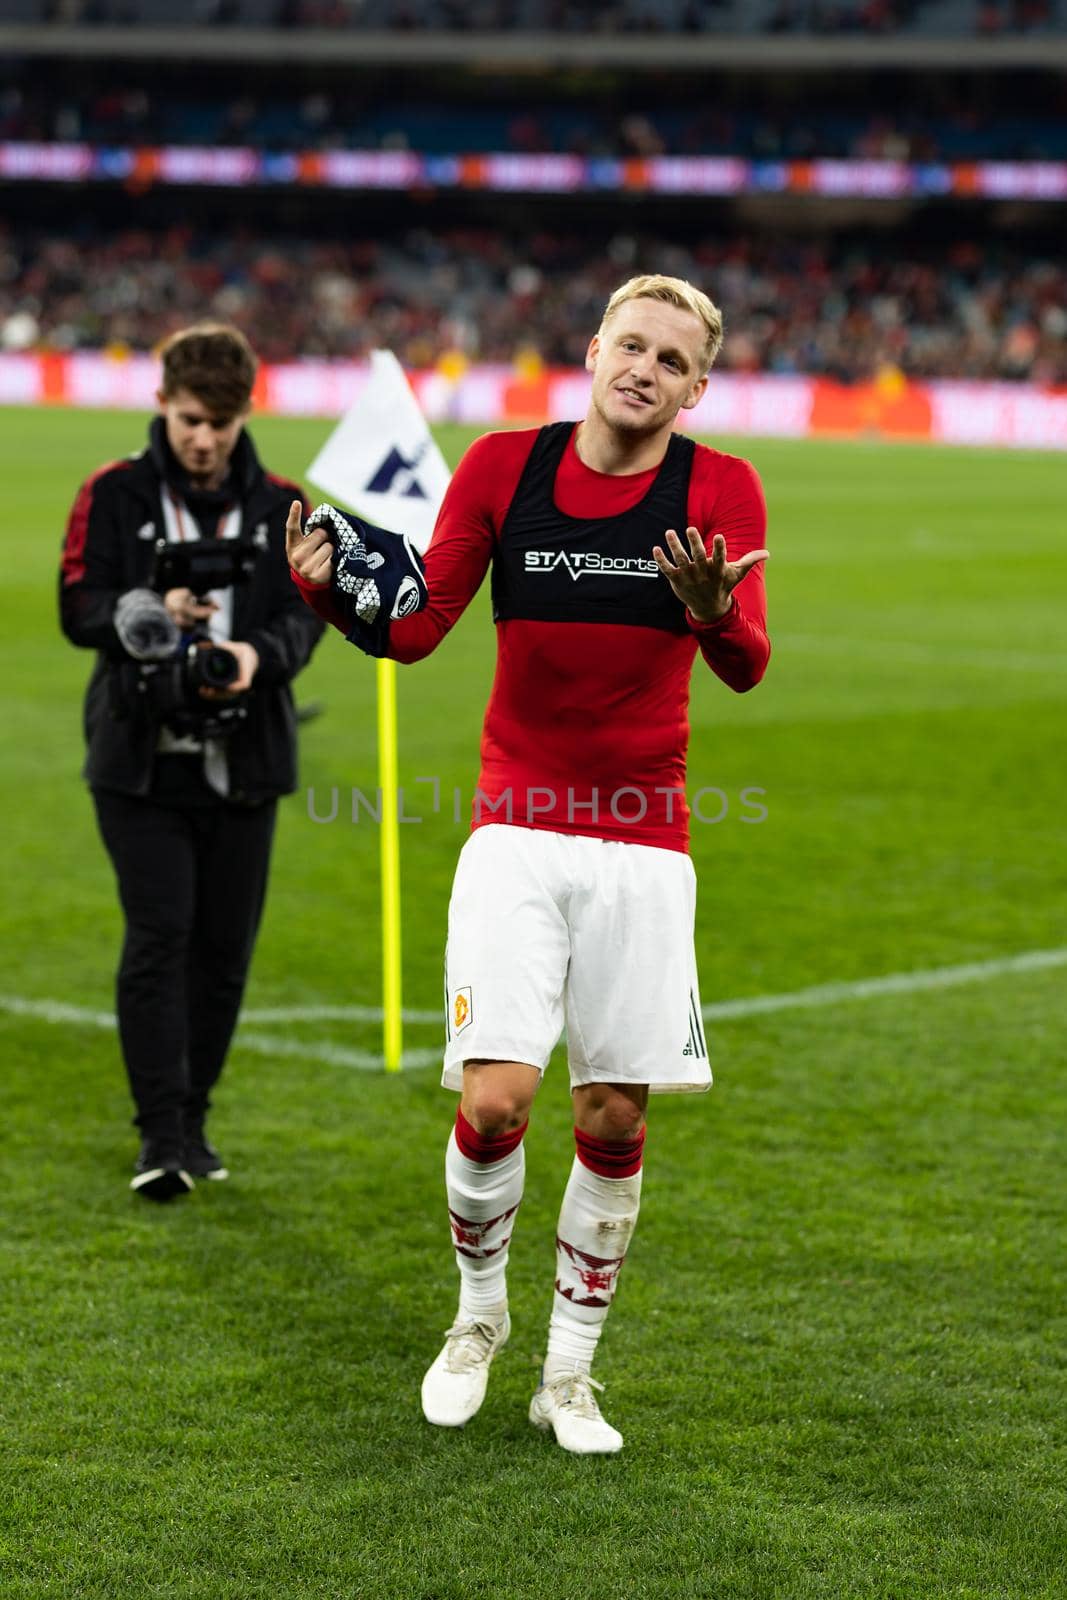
[653,527,769,623]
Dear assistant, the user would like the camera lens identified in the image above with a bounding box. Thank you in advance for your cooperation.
[192,645,240,690]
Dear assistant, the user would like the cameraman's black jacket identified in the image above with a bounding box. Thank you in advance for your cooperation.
[60,422,324,805]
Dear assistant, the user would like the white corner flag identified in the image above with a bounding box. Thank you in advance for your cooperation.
[307,349,451,556]
[306,350,452,1073]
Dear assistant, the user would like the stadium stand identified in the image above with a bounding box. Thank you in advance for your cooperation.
[3,66,1067,157]
[8,0,1065,32]
[1,0,1064,418]
[2,223,1064,383]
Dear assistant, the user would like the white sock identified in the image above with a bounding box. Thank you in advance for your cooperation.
[544,1156,643,1382]
[445,1125,525,1320]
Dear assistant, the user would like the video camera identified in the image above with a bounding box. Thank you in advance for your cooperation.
[113,538,260,739]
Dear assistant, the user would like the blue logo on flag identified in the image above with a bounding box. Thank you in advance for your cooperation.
[365,445,430,500]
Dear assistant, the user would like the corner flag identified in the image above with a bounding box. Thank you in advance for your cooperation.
[306,351,451,1072]
[307,350,450,558]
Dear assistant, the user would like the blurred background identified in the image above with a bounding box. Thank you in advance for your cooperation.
[1,0,1066,442]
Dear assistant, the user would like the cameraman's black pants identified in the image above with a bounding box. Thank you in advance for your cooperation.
[92,780,277,1144]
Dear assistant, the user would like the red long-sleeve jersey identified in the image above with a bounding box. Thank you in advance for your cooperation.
[295,425,769,851]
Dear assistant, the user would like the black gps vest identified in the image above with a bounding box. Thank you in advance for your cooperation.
[491,421,696,634]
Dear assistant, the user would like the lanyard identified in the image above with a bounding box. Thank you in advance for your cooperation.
[166,487,234,543]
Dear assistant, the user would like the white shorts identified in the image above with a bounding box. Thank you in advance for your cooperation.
[442,824,710,1095]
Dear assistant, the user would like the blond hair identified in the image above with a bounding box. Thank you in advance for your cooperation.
[600,274,723,374]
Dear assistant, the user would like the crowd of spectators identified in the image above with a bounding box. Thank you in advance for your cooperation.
[30,0,1065,32]
[2,224,1064,385]
[4,76,1067,161]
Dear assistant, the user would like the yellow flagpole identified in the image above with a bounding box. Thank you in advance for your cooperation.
[376,656,403,1072]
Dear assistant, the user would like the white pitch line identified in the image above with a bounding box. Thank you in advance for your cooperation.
[242,1004,442,1024]
[212,946,1067,1026]
[700,947,1067,1022]
[238,1032,441,1072]
[0,995,438,1073]
[1,946,1064,1061]
[0,995,116,1028]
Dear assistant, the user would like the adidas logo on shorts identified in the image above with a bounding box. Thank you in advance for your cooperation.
[683,990,707,1061]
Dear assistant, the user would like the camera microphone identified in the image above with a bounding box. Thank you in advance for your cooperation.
[114,589,181,662]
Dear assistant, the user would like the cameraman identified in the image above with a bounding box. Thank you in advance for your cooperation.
[59,324,324,1201]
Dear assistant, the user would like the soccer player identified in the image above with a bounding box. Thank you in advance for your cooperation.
[288,275,770,1452]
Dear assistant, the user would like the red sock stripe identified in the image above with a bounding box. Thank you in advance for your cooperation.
[455,1107,528,1164]
[575,1124,645,1179]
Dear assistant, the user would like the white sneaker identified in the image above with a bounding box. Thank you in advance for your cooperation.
[529,1371,623,1455]
[420,1310,511,1427]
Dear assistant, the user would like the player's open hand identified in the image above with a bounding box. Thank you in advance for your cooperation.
[653,527,769,623]
[285,500,333,588]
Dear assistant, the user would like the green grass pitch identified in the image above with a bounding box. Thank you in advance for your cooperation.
[1,405,1065,1598]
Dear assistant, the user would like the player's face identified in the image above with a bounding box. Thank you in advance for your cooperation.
[585,299,709,438]
[158,387,248,488]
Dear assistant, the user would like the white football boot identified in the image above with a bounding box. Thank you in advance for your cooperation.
[420,1309,511,1427]
[529,1371,623,1454]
